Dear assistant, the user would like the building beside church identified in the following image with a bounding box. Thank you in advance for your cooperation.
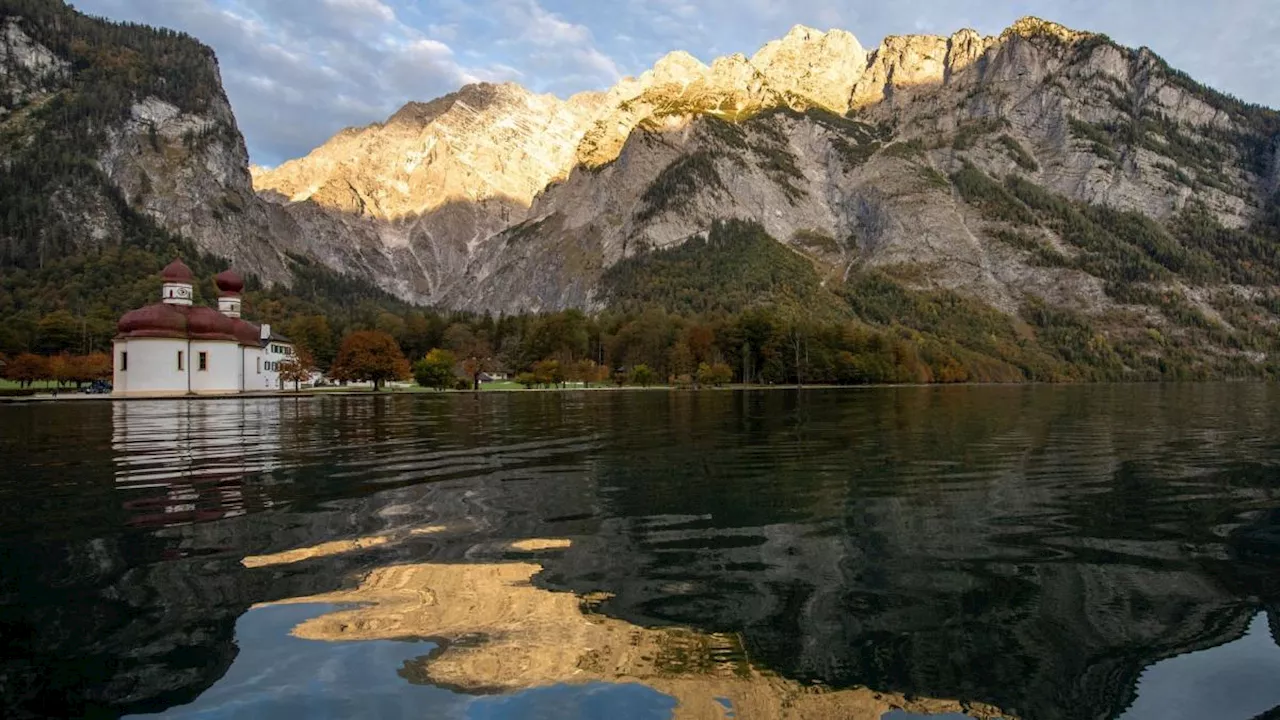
[112,259,295,397]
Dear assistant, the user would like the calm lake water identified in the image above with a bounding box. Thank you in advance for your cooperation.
[2,386,1279,720]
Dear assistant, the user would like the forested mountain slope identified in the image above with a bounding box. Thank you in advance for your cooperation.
[0,0,422,355]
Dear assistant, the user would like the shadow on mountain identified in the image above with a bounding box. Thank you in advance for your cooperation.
[261,190,533,305]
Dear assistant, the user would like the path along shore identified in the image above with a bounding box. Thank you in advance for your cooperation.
[0,383,872,403]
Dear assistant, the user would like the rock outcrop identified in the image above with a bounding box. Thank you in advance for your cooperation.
[98,96,299,282]
[249,15,1278,342]
[0,17,66,113]
[6,0,1278,359]
[0,3,300,284]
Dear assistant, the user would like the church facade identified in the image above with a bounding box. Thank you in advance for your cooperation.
[112,260,295,397]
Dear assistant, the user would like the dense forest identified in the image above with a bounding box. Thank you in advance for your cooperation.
[8,217,1275,388]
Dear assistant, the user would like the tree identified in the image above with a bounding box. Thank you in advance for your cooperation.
[3,353,50,388]
[521,310,590,365]
[445,323,494,390]
[71,353,112,387]
[629,364,656,387]
[515,372,538,389]
[573,358,602,388]
[278,347,315,391]
[49,354,75,389]
[697,362,734,387]
[330,331,410,390]
[532,359,563,387]
[0,324,26,356]
[461,355,492,391]
[413,348,458,391]
[667,341,694,379]
[36,311,80,355]
[283,315,336,370]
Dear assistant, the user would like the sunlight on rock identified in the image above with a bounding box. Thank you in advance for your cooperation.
[242,535,391,568]
[508,538,572,551]
[409,525,448,536]
[265,560,1010,720]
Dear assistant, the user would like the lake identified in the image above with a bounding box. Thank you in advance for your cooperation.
[2,385,1279,720]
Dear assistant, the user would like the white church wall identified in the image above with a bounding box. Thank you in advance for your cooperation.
[112,339,129,395]
[189,341,241,395]
[114,338,189,397]
[242,346,272,391]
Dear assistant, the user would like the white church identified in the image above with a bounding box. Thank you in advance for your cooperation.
[112,259,297,397]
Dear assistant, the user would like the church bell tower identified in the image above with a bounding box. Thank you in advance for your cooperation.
[215,269,244,318]
[160,259,194,306]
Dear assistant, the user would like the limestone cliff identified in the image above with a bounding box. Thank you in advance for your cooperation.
[0,16,65,112]
[0,1,299,283]
[253,15,1279,363]
[7,0,1279,368]
[250,82,605,300]
[455,21,1277,325]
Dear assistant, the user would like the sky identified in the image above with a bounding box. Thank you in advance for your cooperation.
[72,0,1280,167]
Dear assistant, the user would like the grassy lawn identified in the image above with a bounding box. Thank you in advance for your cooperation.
[313,381,633,393]
[0,378,59,391]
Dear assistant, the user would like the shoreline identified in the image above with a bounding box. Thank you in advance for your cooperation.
[0,380,1269,404]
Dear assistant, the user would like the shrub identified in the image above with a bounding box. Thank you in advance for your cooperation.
[697,362,733,387]
[997,135,1039,171]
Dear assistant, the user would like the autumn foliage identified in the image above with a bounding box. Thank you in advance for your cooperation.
[277,346,315,391]
[412,349,458,391]
[330,331,410,389]
[1,352,111,388]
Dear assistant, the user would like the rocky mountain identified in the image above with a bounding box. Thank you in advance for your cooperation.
[0,0,423,357]
[251,83,607,300]
[255,18,1280,363]
[0,0,301,279]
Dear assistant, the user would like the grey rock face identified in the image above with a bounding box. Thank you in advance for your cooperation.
[241,17,1275,324]
[98,96,300,282]
[0,18,66,115]
[1,13,302,283]
[17,7,1262,330]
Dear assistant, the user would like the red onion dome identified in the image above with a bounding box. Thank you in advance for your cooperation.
[117,304,188,339]
[231,319,263,347]
[215,269,244,296]
[187,307,239,342]
[161,258,194,283]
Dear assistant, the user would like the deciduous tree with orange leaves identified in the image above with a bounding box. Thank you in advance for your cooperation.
[330,331,410,390]
[278,346,316,391]
[2,353,50,388]
[73,353,113,387]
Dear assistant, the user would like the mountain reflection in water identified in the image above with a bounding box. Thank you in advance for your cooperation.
[244,541,1002,719]
[1,386,1279,720]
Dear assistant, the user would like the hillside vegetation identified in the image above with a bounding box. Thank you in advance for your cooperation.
[601,219,832,316]
[0,1,421,362]
[0,0,232,267]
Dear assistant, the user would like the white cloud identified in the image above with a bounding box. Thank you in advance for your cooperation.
[506,0,592,46]
[427,23,459,41]
[71,0,1280,165]
[480,0,623,93]
[322,0,396,23]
